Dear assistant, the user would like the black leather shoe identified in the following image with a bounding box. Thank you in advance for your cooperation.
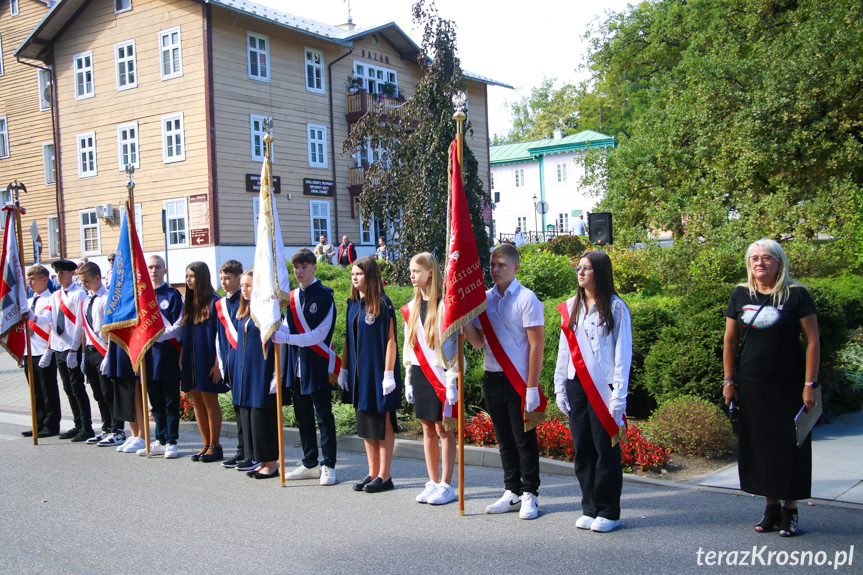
[71,429,95,443]
[200,444,224,463]
[222,452,244,468]
[21,430,34,437]
[59,428,79,439]
[252,468,280,479]
[353,475,372,492]
[191,445,209,462]
[363,477,394,493]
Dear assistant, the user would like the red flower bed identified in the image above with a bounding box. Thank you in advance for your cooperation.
[463,412,496,446]
[180,392,195,422]
[535,417,574,461]
[621,424,669,471]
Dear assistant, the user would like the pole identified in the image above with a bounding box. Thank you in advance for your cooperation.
[453,102,467,517]
[275,343,285,487]
[10,182,38,444]
[161,209,169,284]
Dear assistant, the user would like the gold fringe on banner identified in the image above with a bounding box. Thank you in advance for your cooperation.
[443,415,459,433]
[523,409,547,433]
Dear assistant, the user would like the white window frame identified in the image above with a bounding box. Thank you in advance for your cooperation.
[247,32,270,82]
[164,198,188,248]
[74,51,94,100]
[117,121,139,171]
[516,216,528,231]
[119,202,144,248]
[514,168,525,188]
[0,116,8,159]
[490,171,495,190]
[161,113,185,163]
[38,69,53,111]
[359,212,376,245]
[557,212,569,232]
[114,0,131,14]
[307,124,327,168]
[47,215,60,258]
[115,40,137,91]
[250,114,266,161]
[309,200,331,245]
[0,187,9,212]
[557,163,567,183]
[304,47,324,94]
[79,209,101,256]
[10,0,19,16]
[42,142,55,185]
[159,27,183,80]
[353,61,397,95]
[77,131,97,177]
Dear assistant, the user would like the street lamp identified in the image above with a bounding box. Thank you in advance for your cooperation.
[532,194,538,243]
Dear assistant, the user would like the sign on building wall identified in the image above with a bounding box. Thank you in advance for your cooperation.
[246,174,281,194]
[189,194,210,246]
[302,178,334,197]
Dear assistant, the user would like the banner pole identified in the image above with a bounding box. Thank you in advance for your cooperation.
[275,343,285,487]
[453,103,466,517]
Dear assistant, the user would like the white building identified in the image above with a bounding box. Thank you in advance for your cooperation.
[490,129,614,242]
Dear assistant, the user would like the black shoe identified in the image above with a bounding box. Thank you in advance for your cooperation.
[252,468,280,479]
[779,507,799,537]
[222,453,244,468]
[59,428,79,439]
[236,459,260,472]
[200,444,224,463]
[40,429,59,438]
[21,429,34,437]
[353,475,373,492]
[71,429,95,443]
[363,477,394,493]
[191,445,209,462]
[755,503,781,533]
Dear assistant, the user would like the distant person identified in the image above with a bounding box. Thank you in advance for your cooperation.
[338,235,357,268]
[513,227,526,247]
[317,235,335,265]
[572,215,586,236]
[314,243,327,264]
[103,253,116,289]
[375,237,390,262]
[723,239,820,537]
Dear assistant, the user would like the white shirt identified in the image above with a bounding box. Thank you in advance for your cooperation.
[553,294,632,403]
[572,218,586,236]
[513,232,526,246]
[24,289,52,357]
[76,286,108,350]
[472,277,545,373]
[34,283,86,353]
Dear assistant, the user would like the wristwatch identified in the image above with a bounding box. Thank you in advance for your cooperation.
[804,381,819,388]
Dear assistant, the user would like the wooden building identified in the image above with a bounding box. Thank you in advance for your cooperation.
[12,0,507,283]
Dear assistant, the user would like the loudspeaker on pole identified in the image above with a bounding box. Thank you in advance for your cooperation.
[588,212,613,245]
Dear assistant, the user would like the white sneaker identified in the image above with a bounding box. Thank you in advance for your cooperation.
[319,465,336,486]
[591,517,620,533]
[285,463,320,480]
[87,432,108,445]
[164,444,179,459]
[416,481,438,504]
[428,482,457,506]
[97,432,125,447]
[137,441,165,456]
[485,490,521,514]
[122,437,145,453]
[519,492,538,520]
[576,515,595,530]
[116,436,135,453]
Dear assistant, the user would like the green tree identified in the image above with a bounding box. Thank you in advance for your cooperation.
[343,0,490,282]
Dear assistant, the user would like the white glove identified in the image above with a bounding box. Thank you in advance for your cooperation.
[337,368,348,391]
[38,353,51,369]
[525,387,540,413]
[382,370,396,396]
[610,398,626,426]
[269,373,278,394]
[80,357,86,374]
[66,352,78,370]
[271,327,293,345]
[556,391,570,415]
[445,385,458,406]
[404,381,414,403]
[100,355,109,375]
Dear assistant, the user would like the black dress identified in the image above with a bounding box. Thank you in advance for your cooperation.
[411,300,445,422]
[725,285,817,500]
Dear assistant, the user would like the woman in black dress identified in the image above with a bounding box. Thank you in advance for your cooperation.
[723,239,820,537]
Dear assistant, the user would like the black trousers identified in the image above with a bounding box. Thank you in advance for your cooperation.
[56,350,90,430]
[24,353,61,432]
[483,371,540,496]
[292,377,337,469]
[147,378,180,444]
[83,348,122,433]
[567,378,622,520]
[233,405,245,458]
[238,405,279,463]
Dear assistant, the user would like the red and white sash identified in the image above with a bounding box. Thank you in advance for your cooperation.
[160,313,182,353]
[29,304,51,343]
[80,299,107,356]
[57,289,77,325]
[477,303,547,430]
[288,288,341,382]
[401,304,457,425]
[557,300,621,442]
[216,296,238,350]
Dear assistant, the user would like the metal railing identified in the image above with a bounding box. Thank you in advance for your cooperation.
[497,230,580,244]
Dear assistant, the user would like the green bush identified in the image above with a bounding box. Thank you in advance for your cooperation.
[604,245,662,295]
[802,274,863,330]
[516,250,578,300]
[784,240,856,279]
[688,247,746,284]
[807,285,849,371]
[823,333,863,416]
[647,395,734,457]
[516,242,542,256]
[541,235,590,258]
[624,294,678,392]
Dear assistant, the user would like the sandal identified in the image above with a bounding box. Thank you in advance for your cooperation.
[191,445,209,462]
[779,507,799,537]
[754,503,781,533]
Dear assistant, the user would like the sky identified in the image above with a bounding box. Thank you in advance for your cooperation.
[254,0,632,140]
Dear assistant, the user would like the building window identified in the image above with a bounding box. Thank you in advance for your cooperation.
[247,32,269,82]
[119,202,144,247]
[514,168,525,188]
[557,163,567,183]
[305,48,324,93]
[0,188,9,212]
[38,69,53,110]
[10,0,19,16]
[42,143,55,184]
[353,61,397,95]
[494,192,500,203]
[557,212,569,232]
[250,115,266,161]
[161,113,185,163]
[117,122,139,170]
[115,40,137,90]
[77,132,97,177]
[115,0,131,14]
[74,52,94,99]
[80,209,101,255]
[47,215,60,257]
[490,172,494,190]
[517,216,527,231]
[307,124,327,168]
[159,27,182,80]
[164,198,188,247]
[309,200,330,245]
[0,116,8,159]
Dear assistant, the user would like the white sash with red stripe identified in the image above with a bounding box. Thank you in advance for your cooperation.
[29,304,51,344]
[558,300,622,445]
[58,289,77,325]
[401,304,457,427]
[216,297,238,350]
[288,288,341,382]
[80,299,107,356]
[160,313,182,353]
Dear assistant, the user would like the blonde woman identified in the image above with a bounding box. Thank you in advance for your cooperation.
[402,253,458,505]
[723,239,820,537]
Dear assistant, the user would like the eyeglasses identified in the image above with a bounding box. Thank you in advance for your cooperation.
[749,256,776,264]
[576,266,593,273]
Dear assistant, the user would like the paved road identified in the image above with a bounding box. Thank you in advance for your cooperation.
[1,419,861,575]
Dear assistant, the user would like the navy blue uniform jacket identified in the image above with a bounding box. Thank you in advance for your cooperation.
[345,294,401,412]
[285,281,336,395]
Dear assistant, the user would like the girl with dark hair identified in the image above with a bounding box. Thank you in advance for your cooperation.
[338,256,401,493]
[553,250,632,533]
[181,261,229,462]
